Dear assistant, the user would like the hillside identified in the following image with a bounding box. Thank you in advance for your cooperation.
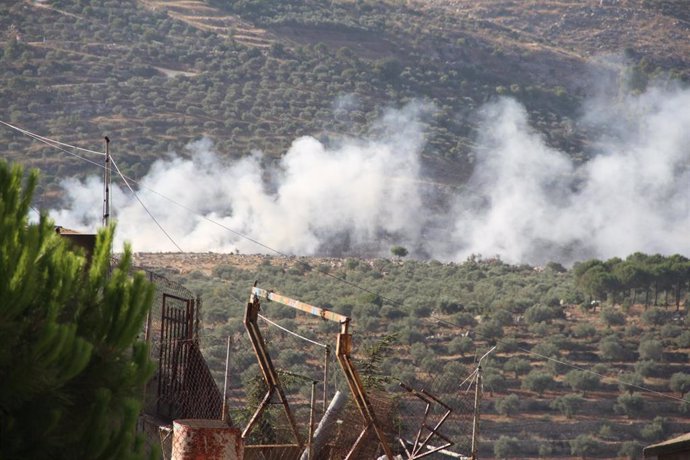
[133,251,690,459]
[1,0,688,202]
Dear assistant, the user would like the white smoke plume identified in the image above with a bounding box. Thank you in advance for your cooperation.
[449,84,690,264]
[52,103,431,256]
[50,85,690,265]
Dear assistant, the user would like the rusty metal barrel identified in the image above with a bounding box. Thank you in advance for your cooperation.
[172,419,243,460]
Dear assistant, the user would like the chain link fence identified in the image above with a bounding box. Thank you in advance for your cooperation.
[123,261,223,459]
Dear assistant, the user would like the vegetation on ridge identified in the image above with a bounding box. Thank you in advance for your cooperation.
[134,250,690,458]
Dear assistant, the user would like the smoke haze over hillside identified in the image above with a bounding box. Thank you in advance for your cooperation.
[51,84,690,265]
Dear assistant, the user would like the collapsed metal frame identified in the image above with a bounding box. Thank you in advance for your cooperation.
[242,283,395,459]
[398,382,454,459]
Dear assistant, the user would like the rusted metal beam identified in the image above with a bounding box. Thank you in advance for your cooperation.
[242,296,303,446]
[252,287,350,324]
[245,285,393,459]
[337,333,394,460]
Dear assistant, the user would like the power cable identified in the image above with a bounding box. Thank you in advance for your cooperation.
[0,120,184,252]
[110,158,184,252]
[258,313,328,349]
[0,120,105,156]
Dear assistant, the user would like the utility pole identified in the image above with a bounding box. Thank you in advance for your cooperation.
[323,345,330,413]
[102,136,111,227]
[471,346,495,460]
[222,336,231,424]
[470,365,482,460]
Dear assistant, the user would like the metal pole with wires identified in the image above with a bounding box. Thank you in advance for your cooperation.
[471,346,495,460]
[222,336,231,424]
[102,136,111,227]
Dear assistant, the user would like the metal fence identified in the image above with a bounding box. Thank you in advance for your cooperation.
[124,262,223,459]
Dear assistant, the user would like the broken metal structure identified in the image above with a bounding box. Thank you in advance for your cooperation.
[243,283,395,459]
[398,382,454,459]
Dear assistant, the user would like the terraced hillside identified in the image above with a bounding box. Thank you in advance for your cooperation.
[1,0,687,202]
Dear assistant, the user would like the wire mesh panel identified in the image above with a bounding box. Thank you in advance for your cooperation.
[158,339,224,420]
[124,261,225,460]
[323,389,398,460]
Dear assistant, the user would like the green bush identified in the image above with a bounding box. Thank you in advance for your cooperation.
[641,308,666,326]
[521,370,554,396]
[618,441,642,459]
[640,416,667,442]
[600,307,625,327]
[669,372,690,394]
[550,393,584,418]
[614,392,645,418]
[638,339,664,361]
[494,435,521,459]
[570,434,602,458]
[495,393,521,416]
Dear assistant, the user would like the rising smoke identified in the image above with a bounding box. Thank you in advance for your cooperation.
[50,84,690,265]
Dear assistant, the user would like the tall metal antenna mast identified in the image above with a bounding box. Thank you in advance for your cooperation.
[102,136,111,227]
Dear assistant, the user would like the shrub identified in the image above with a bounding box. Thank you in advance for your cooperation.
[477,320,503,342]
[614,392,645,418]
[448,336,473,356]
[450,312,477,327]
[483,370,507,395]
[496,338,519,353]
[600,307,625,327]
[571,323,596,338]
[599,336,631,361]
[638,339,664,361]
[503,357,531,379]
[640,416,667,442]
[635,360,661,377]
[641,308,666,326]
[550,393,584,418]
[660,324,682,339]
[618,441,642,459]
[618,372,644,394]
[669,372,690,394]
[525,304,560,323]
[494,435,521,459]
[570,434,602,458]
[495,394,520,416]
[676,331,690,348]
[564,370,599,396]
[522,370,554,396]
[438,299,463,314]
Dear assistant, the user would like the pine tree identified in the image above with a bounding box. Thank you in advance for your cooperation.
[0,161,155,460]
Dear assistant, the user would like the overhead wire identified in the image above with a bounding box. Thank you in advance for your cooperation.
[110,158,184,253]
[0,120,184,252]
[258,314,328,349]
[0,119,105,156]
